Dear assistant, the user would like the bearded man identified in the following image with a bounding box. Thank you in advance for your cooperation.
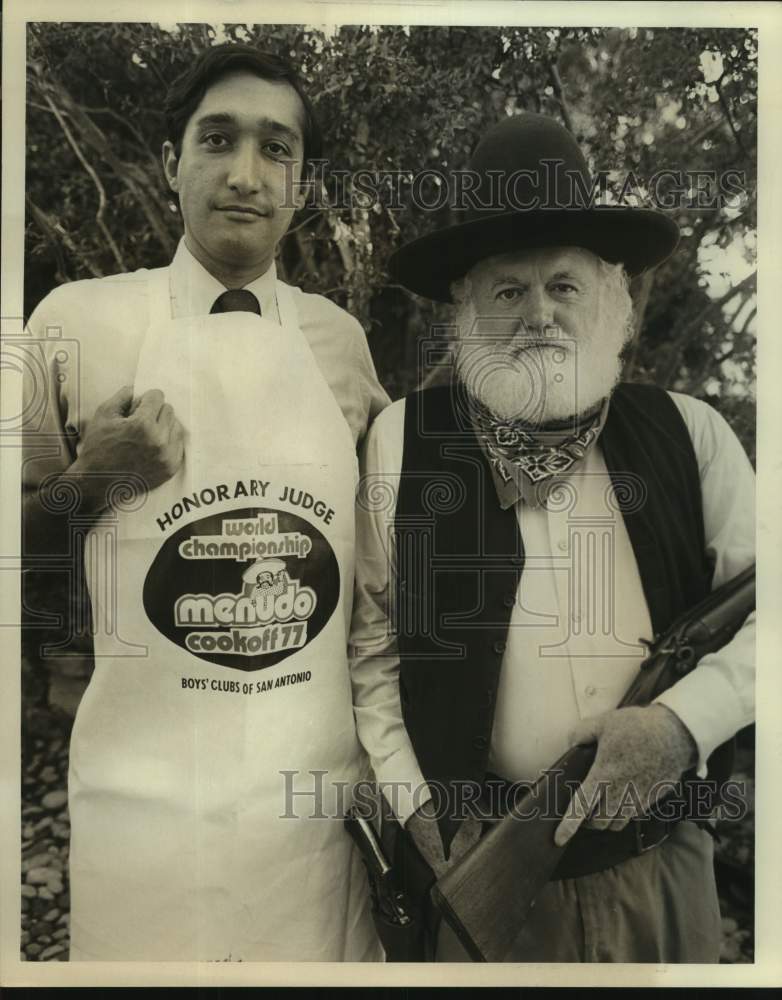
[348,114,755,962]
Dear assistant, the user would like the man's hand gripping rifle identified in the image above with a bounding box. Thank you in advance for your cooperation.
[431,563,756,962]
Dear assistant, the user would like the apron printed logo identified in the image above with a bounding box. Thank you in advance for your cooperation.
[143,506,340,671]
[178,512,313,561]
[176,558,316,656]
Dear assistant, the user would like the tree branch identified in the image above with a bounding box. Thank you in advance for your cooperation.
[658,270,756,386]
[547,59,574,134]
[712,346,736,366]
[715,76,748,157]
[42,91,127,273]
[690,301,756,394]
[737,304,757,338]
[30,67,177,257]
[26,196,105,279]
[28,99,161,172]
[281,209,325,239]
[290,227,319,282]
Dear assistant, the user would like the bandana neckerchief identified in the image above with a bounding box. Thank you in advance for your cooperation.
[468,394,610,510]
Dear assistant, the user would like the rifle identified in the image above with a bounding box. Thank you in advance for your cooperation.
[431,563,756,963]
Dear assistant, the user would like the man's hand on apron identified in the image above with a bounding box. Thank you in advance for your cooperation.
[72,385,185,509]
[553,704,699,847]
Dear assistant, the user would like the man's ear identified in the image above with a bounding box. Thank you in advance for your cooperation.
[162,141,179,193]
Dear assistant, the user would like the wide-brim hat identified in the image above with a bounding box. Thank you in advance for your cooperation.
[389,113,680,303]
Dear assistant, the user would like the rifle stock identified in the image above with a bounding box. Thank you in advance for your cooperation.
[432,742,597,962]
[431,564,755,963]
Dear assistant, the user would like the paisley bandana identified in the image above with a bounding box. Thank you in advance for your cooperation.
[469,396,609,509]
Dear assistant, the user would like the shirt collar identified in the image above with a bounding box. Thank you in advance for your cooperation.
[470,394,611,510]
[168,238,280,323]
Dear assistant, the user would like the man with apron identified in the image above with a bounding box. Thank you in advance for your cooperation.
[22,44,388,961]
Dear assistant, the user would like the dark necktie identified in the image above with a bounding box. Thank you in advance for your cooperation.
[210,289,262,315]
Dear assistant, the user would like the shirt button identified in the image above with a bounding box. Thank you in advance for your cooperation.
[557,539,568,552]
[585,684,597,697]
[493,639,506,655]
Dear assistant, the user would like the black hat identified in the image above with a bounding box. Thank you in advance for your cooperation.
[389,113,680,303]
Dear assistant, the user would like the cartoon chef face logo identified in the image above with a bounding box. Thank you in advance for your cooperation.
[244,559,290,604]
[143,507,340,671]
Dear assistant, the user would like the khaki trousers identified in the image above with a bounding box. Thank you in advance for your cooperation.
[436,820,722,963]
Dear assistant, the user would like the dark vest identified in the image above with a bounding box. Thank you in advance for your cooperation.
[394,382,714,849]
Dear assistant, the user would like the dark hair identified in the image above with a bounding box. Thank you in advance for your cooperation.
[164,43,323,165]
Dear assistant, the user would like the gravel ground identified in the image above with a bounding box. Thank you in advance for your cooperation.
[19,703,755,963]
[20,707,73,963]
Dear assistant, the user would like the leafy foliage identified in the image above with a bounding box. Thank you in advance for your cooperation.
[25,22,756,454]
[21,28,757,959]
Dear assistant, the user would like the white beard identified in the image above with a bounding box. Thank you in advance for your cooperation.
[453,298,629,426]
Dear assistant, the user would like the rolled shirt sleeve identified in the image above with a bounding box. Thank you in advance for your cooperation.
[22,286,82,492]
[653,392,755,775]
[354,323,392,434]
[349,401,432,825]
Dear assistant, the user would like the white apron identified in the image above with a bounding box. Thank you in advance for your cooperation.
[67,269,381,962]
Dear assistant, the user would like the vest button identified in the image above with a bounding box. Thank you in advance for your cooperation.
[493,639,506,655]
[473,736,488,750]
[485,688,494,707]
[503,593,516,608]
[510,555,524,567]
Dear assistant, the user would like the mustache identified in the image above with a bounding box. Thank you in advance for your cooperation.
[452,296,635,352]
[453,313,566,342]
[456,334,573,363]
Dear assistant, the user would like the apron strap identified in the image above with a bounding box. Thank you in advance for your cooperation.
[275,279,300,329]
[148,267,173,326]
[272,276,356,454]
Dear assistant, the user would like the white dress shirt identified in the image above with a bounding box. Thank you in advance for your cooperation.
[22,238,390,492]
[349,390,755,824]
